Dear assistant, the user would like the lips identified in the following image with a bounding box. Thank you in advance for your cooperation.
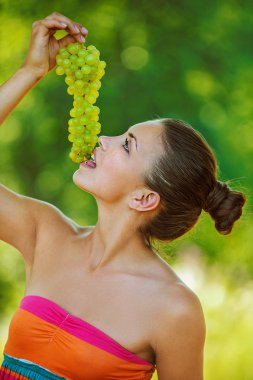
[81,161,96,168]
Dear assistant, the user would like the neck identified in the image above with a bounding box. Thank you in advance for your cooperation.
[82,203,153,274]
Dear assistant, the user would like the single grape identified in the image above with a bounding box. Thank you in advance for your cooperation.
[78,49,88,58]
[90,66,98,74]
[70,42,82,53]
[86,145,94,154]
[83,130,92,143]
[75,156,84,163]
[75,87,85,96]
[75,70,83,79]
[90,89,99,97]
[81,65,91,75]
[79,115,89,125]
[89,114,99,122]
[75,79,85,88]
[87,45,96,51]
[85,104,94,114]
[76,57,85,67]
[91,124,101,135]
[68,126,78,133]
[60,50,70,59]
[68,134,76,142]
[89,75,97,82]
[62,59,71,67]
[69,151,78,161]
[75,106,84,116]
[86,95,96,104]
[65,76,75,85]
[90,134,99,145]
[70,108,76,117]
[99,61,106,69]
[70,55,78,63]
[74,95,84,103]
[81,143,89,150]
[86,121,97,131]
[71,145,81,153]
[90,81,101,90]
[68,118,75,127]
[85,54,98,66]
[70,64,78,72]
[65,67,73,76]
[75,137,85,146]
[73,117,81,125]
[67,43,79,55]
[67,85,75,95]
[56,66,65,75]
[92,105,100,114]
[75,125,85,133]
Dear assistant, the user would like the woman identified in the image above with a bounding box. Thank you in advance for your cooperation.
[0,12,246,380]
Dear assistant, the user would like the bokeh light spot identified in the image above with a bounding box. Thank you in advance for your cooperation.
[121,46,149,70]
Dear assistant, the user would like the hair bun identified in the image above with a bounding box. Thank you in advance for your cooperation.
[203,180,246,235]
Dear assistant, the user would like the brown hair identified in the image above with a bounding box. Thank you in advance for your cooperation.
[139,118,247,249]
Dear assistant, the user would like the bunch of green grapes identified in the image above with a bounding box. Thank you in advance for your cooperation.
[55,42,106,164]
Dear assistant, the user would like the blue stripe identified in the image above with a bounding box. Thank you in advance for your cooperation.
[1,353,67,380]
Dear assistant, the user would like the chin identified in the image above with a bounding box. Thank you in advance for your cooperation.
[72,169,96,195]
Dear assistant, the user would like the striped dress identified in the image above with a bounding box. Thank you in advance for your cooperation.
[0,295,156,379]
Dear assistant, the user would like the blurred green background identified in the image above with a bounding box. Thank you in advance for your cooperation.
[0,1,252,379]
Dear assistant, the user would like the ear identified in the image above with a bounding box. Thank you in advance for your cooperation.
[128,189,160,212]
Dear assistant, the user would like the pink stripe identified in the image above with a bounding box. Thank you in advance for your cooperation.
[20,295,154,367]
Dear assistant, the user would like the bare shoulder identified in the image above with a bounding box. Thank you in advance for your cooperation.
[149,256,206,380]
[151,257,205,328]
[34,200,89,257]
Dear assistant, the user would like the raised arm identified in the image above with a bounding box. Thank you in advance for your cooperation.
[0,13,88,266]
[0,11,88,126]
[0,66,42,126]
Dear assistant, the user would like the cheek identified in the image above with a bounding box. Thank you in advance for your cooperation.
[96,154,139,200]
[99,153,129,185]
[101,150,121,169]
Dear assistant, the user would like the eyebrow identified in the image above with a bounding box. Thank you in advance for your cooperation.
[128,132,138,151]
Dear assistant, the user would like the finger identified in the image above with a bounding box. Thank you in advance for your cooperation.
[31,19,68,42]
[45,15,78,35]
[44,12,88,38]
[44,17,85,43]
[76,22,88,36]
[40,19,68,31]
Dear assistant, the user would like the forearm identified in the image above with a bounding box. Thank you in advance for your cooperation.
[0,65,43,126]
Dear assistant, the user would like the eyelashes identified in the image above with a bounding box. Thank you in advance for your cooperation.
[122,137,130,153]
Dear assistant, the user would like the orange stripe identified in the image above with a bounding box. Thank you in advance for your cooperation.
[4,308,155,380]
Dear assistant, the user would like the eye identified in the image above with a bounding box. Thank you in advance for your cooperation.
[122,137,130,153]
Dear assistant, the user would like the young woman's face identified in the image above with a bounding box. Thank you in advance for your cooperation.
[72,120,164,203]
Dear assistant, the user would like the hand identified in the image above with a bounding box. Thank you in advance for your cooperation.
[21,12,88,78]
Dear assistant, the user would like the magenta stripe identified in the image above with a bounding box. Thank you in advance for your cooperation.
[0,370,21,380]
[20,295,154,367]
